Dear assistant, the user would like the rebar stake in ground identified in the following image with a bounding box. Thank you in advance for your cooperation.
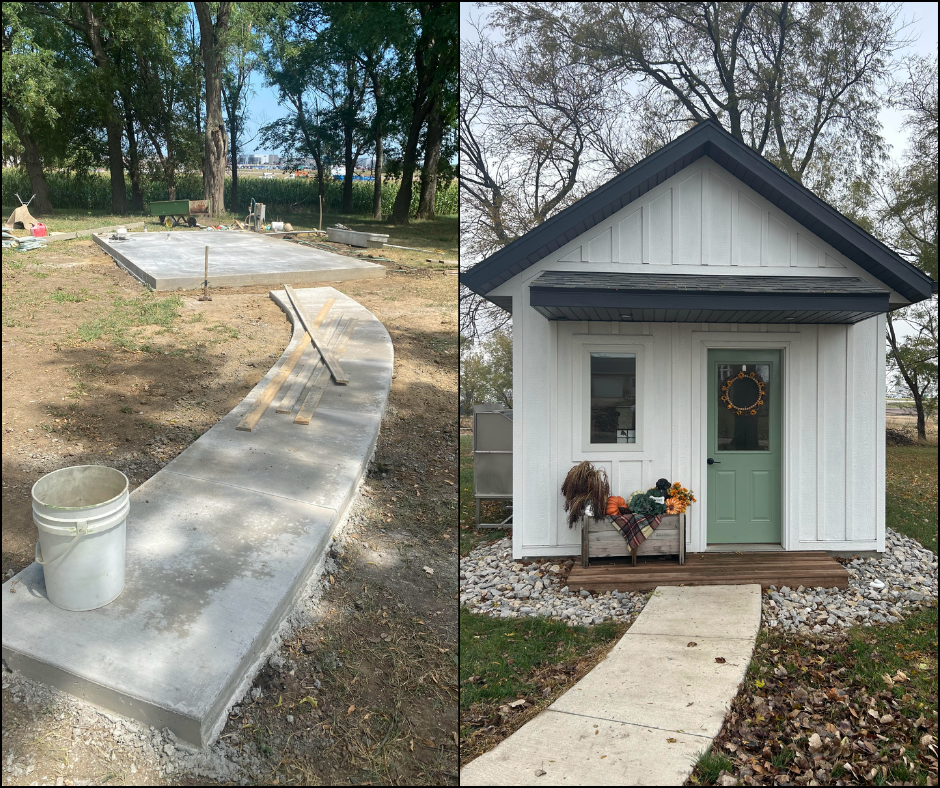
[199,246,212,301]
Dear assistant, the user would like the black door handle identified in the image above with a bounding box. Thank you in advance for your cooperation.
[707,458,720,465]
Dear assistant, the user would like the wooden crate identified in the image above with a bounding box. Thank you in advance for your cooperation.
[581,513,685,568]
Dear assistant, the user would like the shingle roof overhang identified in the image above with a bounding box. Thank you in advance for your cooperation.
[529,272,890,325]
[460,119,937,307]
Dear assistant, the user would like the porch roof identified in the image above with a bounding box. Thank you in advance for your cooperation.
[528,271,889,324]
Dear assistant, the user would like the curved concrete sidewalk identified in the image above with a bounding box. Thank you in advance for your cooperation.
[461,585,762,786]
[1,287,392,748]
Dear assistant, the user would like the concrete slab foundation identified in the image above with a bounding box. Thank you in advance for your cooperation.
[1,287,393,748]
[93,230,385,290]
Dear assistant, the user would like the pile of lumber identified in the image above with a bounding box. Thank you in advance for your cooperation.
[236,285,357,432]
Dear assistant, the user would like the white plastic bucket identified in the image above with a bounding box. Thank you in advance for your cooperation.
[32,465,129,611]
[271,221,284,232]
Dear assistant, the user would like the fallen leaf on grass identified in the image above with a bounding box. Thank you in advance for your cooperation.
[347,705,356,715]
[298,696,318,709]
[808,733,823,752]
[509,699,526,708]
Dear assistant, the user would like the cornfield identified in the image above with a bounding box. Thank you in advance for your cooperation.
[1,169,458,218]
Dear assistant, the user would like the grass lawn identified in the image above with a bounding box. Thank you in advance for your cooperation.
[885,445,938,553]
[459,433,510,556]
[689,443,938,786]
[460,608,627,765]
[458,431,628,766]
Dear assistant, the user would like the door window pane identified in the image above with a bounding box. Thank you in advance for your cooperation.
[590,353,636,443]
[717,363,770,451]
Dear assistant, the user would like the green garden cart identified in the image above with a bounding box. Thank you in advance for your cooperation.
[148,199,210,228]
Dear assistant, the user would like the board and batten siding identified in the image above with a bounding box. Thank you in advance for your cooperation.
[491,156,889,559]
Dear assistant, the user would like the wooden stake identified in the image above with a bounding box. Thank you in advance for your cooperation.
[294,318,359,425]
[284,285,348,384]
[235,298,335,431]
[199,246,212,301]
[319,194,323,231]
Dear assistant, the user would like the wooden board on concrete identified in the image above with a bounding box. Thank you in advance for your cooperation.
[235,298,334,431]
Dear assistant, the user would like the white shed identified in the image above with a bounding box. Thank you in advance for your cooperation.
[462,120,937,561]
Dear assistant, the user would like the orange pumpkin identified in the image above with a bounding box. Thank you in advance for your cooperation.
[605,496,626,516]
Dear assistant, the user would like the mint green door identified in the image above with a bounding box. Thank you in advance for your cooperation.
[706,349,782,544]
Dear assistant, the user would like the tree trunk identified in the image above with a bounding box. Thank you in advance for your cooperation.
[195,2,231,218]
[316,160,325,203]
[106,107,127,214]
[390,20,439,225]
[416,101,443,219]
[125,113,144,213]
[343,121,354,213]
[886,312,929,442]
[390,104,426,224]
[911,389,926,441]
[166,163,177,201]
[5,104,54,215]
[231,149,239,213]
[372,128,383,220]
[371,73,383,220]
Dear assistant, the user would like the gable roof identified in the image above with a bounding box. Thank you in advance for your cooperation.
[461,119,937,305]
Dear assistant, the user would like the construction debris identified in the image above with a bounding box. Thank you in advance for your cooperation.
[6,193,40,232]
[2,228,46,251]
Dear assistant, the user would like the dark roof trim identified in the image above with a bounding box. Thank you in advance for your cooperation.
[461,119,936,304]
[529,271,889,324]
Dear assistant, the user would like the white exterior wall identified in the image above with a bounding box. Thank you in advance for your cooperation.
[493,156,890,559]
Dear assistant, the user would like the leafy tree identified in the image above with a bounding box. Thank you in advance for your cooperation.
[460,349,492,416]
[886,298,938,440]
[126,4,202,202]
[416,44,456,219]
[460,2,911,340]
[1,2,64,213]
[32,1,140,214]
[879,53,939,441]
[222,2,264,210]
[329,2,414,219]
[260,4,337,205]
[389,1,457,225]
[459,330,513,414]
[195,1,231,218]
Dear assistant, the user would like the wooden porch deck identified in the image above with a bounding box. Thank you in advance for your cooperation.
[568,551,849,593]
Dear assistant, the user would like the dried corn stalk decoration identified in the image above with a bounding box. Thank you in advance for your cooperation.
[561,461,610,528]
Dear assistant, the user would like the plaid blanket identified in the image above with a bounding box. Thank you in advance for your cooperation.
[609,512,663,550]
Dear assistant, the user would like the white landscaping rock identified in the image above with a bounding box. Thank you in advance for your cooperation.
[461,528,938,635]
[762,528,937,634]
[460,538,652,626]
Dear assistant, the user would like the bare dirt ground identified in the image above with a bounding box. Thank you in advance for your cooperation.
[1,230,458,785]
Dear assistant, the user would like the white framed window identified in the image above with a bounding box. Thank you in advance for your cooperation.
[579,342,645,452]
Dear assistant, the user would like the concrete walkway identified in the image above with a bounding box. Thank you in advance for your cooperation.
[461,585,762,786]
[1,287,392,748]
